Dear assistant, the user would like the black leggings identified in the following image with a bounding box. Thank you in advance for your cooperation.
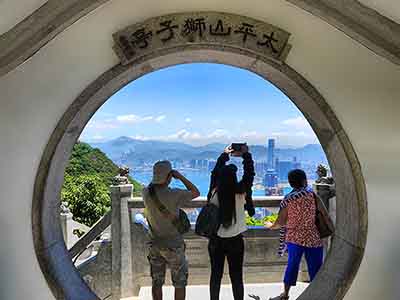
[208,234,244,300]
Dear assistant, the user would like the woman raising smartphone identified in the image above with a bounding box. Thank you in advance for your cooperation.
[207,144,255,300]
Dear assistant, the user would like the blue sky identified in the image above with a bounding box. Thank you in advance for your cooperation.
[80,63,318,147]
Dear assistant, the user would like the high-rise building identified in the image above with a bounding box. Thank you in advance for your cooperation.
[267,138,275,169]
[276,157,301,182]
[189,159,196,169]
[277,160,294,182]
[264,169,279,188]
[255,161,268,176]
[293,156,301,170]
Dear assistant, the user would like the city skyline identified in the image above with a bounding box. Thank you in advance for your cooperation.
[80,63,319,147]
[90,136,328,196]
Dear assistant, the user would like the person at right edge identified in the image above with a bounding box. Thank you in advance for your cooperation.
[207,144,256,300]
[265,169,324,300]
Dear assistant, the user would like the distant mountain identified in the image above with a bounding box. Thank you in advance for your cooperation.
[91,137,222,166]
[91,136,194,160]
[275,144,328,163]
[90,137,328,168]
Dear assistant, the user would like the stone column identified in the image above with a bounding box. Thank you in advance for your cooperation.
[111,184,134,300]
[130,215,149,296]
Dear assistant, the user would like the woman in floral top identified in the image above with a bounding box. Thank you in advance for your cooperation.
[265,169,323,300]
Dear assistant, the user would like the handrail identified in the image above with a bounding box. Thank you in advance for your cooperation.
[68,210,112,258]
[68,196,282,258]
[128,196,283,209]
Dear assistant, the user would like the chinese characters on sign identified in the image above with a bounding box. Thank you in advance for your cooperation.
[258,32,279,53]
[156,20,178,43]
[182,18,206,37]
[113,13,291,65]
[210,19,231,36]
[234,22,256,43]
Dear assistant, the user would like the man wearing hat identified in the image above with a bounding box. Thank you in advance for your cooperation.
[143,160,200,300]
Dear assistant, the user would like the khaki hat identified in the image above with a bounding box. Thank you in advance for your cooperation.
[152,160,172,184]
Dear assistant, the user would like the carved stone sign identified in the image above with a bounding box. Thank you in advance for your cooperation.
[113,12,291,65]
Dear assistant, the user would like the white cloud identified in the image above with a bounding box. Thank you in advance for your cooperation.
[83,114,167,141]
[155,115,166,122]
[126,129,231,145]
[271,131,318,146]
[276,116,317,145]
[80,134,108,142]
[84,115,318,147]
[93,126,318,146]
[170,129,190,139]
[115,114,167,124]
[167,129,202,140]
[116,114,154,123]
[130,135,151,141]
[87,119,118,129]
[207,129,230,139]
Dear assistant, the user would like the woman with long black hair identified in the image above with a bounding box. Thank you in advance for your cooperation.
[207,145,255,300]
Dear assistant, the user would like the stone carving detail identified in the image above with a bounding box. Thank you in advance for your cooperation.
[112,166,130,186]
[60,201,70,214]
[113,12,292,65]
[315,164,335,185]
[315,164,336,205]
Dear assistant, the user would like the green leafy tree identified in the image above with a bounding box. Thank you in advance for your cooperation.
[62,174,110,227]
[61,142,143,226]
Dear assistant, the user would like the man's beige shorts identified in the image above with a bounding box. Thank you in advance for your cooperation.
[147,244,188,288]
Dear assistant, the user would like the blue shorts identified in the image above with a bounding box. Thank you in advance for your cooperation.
[284,242,323,286]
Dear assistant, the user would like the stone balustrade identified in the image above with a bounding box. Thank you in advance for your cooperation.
[76,183,336,300]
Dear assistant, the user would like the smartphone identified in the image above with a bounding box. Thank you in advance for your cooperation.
[231,143,246,152]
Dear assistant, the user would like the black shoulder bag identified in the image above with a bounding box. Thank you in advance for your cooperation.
[195,190,220,238]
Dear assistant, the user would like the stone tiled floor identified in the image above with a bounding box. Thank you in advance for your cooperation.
[133,283,308,300]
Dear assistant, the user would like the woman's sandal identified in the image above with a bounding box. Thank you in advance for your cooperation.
[269,294,289,300]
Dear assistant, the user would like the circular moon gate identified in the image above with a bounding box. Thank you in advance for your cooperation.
[32,29,367,300]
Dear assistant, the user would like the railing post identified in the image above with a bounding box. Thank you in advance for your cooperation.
[60,201,73,245]
[130,205,148,296]
[111,184,134,300]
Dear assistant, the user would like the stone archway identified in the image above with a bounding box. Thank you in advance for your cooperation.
[32,12,367,300]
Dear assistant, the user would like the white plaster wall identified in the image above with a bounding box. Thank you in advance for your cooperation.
[358,0,400,24]
[0,0,48,35]
[0,0,399,299]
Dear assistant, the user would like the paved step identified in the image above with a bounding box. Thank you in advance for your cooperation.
[134,283,308,300]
